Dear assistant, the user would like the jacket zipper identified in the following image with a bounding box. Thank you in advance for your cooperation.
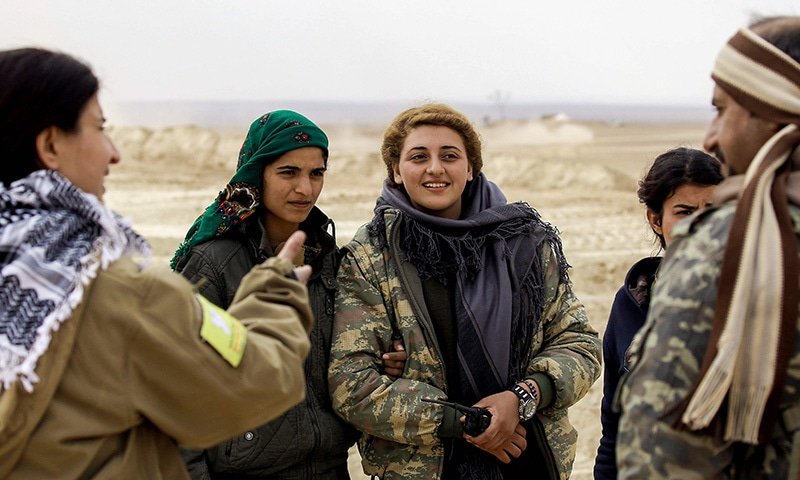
[308,379,321,477]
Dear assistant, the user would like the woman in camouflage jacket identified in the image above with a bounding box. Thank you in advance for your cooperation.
[328,103,601,480]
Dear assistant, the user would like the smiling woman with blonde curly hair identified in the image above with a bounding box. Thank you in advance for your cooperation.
[328,103,601,480]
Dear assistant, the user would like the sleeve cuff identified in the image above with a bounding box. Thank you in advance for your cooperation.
[530,373,555,409]
[437,405,464,438]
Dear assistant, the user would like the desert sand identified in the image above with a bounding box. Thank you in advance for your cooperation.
[104,117,708,479]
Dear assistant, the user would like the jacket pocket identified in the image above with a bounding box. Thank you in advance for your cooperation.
[219,410,303,473]
[359,435,415,478]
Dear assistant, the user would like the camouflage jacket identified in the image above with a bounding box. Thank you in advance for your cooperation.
[617,201,800,479]
[328,208,601,480]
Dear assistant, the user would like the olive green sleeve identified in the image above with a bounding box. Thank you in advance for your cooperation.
[127,258,313,449]
[437,406,465,439]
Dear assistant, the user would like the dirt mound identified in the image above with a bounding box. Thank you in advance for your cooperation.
[484,155,635,191]
[109,126,243,168]
[482,119,594,146]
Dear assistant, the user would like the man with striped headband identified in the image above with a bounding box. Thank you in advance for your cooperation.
[617,16,800,479]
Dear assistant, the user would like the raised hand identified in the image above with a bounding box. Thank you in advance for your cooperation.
[276,231,312,284]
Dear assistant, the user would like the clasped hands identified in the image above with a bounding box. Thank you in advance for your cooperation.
[463,391,527,464]
[380,337,527,463]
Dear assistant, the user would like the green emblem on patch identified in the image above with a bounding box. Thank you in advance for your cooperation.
[197,295,246,367]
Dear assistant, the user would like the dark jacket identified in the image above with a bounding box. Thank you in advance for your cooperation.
[593,256,661,480]
[174,207,357,480]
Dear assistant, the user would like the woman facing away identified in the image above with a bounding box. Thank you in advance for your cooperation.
[170,110,362,479]
[592,147,723,479]
[328,103,602,480]
[0,48,315,479]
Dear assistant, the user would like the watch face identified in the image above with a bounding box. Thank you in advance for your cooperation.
[521,401,536,419]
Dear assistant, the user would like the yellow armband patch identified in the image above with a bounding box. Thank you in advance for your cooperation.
[197,295,246,367]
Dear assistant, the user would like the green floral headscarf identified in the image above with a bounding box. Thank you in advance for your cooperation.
[170,110,328,269]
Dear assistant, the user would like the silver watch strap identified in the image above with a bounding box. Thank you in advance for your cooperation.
[522,378,539,407]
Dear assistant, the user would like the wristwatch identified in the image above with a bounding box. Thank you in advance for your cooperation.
[509,382,538,421]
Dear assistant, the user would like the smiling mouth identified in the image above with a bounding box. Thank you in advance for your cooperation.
[423,182,449,188]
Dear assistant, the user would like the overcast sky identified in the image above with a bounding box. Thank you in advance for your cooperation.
[2,1,799,108]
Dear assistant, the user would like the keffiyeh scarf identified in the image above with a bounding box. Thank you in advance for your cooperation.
[679,27,800,444]
[0,170,149,392]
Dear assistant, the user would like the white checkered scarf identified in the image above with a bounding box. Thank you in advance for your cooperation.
[0,170,149,392]
[679,27,800,444]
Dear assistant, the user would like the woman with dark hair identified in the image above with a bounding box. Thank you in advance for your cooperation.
[171,110,360,479]
[0,48,101,186]
[328,103,601,480]
[593,147,723,479]
[0,47,315,479]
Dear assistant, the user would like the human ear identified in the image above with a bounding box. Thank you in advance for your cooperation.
[752,114,782,137]
[646,208,663,236]
[467,162,473,181]
[766,119,783,136]
[35,127,61,170]
[393,164,403,184]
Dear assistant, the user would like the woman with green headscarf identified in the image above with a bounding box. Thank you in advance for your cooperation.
[171,110,358,479]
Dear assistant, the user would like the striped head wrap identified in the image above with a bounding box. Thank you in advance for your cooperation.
[679,27,800,444]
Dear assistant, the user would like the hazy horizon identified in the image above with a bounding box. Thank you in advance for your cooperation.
[105,98,714,128]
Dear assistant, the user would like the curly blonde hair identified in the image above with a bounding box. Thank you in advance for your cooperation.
[381,103,483,188]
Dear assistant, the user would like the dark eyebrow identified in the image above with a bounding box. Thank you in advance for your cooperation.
[275,165,327,172]
[672,203,700,210]
[441,145,463,151]
[407,145,462,152]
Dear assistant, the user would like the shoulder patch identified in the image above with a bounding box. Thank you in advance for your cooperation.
[197,295,247,367]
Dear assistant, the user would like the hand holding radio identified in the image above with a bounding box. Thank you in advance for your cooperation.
[422,397,492,436]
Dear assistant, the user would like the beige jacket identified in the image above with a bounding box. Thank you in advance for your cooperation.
[0,256,313,479]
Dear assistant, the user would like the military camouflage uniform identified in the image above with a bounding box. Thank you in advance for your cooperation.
[617,201,800,479]
[328,208,601,480]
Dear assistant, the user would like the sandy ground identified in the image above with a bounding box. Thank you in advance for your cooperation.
[105,118,708,479]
